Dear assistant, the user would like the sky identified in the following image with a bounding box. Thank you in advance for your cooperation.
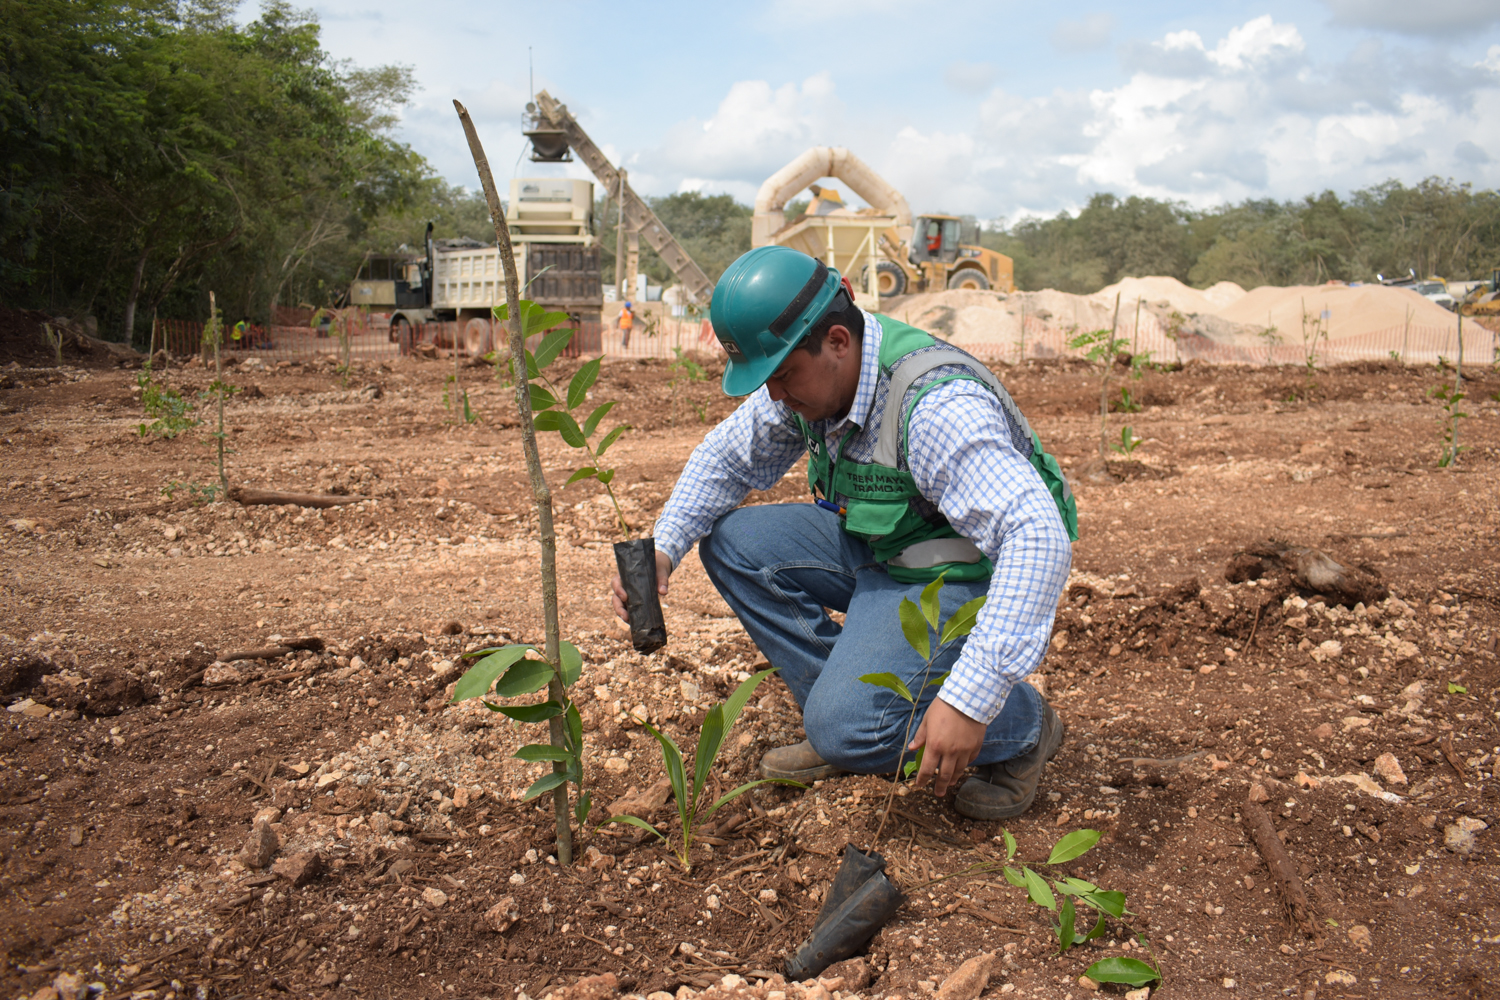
[294,0,1500,224]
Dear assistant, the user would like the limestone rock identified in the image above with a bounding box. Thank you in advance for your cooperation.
[937,952,996,1000]
[237,820,279,869]
[422,886,448,908]
[484,896,520,933]
[1373,753,1406,785]
[556,972,618,1000]
[272,850,324,886]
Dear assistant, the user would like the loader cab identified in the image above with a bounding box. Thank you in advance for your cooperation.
[909,215,963,265]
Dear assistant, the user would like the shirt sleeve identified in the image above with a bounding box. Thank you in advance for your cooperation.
[651,388,808,566]
[903,379,1073,725]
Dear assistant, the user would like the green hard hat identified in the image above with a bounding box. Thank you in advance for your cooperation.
[711,246,843,396]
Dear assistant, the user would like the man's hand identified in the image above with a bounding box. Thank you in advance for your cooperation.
[611,549,673,621]
[909,698,986,797]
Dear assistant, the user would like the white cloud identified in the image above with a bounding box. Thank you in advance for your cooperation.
[1320,0,1500,36]
[651,74,846,185]
[1051,12,1115,52]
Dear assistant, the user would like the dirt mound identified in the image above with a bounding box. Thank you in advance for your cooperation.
[1217,282,1459,342]
[1094,276,1245,317]
[0,306,142,368]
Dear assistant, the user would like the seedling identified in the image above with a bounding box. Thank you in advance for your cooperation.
[1111,426,1142,456]
[136,362,198,439]
[1447,681,1468,695]
[1068,301,1136,461]
[453,642,593,826]
[608,669,801,870]
[1428,383,1468,467]
[1114,386,1141,413]
[1259,320,1282,365]
[43,323,63,365]
[947,828,1160,988]
[201,293,236,496]
[1299,299,1329,391]
[861,574,985,843]
[496,302,633,539]
[160,481,221,505]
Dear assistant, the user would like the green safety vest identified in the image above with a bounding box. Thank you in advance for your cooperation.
[795,317,1078,584]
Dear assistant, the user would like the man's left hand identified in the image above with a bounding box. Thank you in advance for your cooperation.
[909,698,986,797]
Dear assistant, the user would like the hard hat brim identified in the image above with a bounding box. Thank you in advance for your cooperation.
[721,337,799,397]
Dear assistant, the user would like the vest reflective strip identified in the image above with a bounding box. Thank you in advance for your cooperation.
[871,344,1073,510]
[887,537,985,569]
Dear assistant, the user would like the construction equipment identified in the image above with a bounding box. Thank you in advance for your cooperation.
[1460,268,1500,318]
[347,177,603,354]
[753,147,1013,306]
[525,90,714,305]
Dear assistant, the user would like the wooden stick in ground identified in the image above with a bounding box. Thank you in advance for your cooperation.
[230,488,368,508]
[1241,796,1322,941]
[454,98,572,867]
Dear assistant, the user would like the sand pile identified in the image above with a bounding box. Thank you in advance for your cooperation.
[1093,276,1246,317]
[1217,283,1458,340]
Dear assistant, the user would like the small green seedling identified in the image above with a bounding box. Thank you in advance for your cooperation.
[1114,386,1141,413]
[495,301,633,539]
[861,574,985,841]
[976,828,1159,987]
[161,481,222,505]
[668,346,707,427]
[136,363,198,439]
[608,669,800,870]
[1448,681,1468,695]
[1111,426,1142,456]
[453,641,593,826]
[1428,384,1468,467]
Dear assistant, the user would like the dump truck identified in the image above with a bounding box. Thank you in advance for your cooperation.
[752,147,1013,306]
[346,176,603,354]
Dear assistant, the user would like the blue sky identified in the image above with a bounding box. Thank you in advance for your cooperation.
[298,0,1500,222]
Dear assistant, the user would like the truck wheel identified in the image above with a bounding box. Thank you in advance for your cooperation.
[463,318,493,356]
[391,317,412,352]
[947,269,990,291]
[863,261,908,297]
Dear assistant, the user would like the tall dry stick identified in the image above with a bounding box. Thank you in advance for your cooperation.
[1099,292,1121,461]
[455,99,572,866]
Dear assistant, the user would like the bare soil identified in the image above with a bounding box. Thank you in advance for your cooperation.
[2,314,1499,1000]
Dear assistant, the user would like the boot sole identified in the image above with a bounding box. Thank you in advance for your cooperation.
[954,713,1067,821]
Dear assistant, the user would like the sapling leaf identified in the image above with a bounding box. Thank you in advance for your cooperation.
[1058,877,1099,896]
[702,778,805,825]
[528,385,558,411]
[640,720,687,826]
[606,814,666,841]
[693,704,726,807]
[575,791,592,827]
[1080,912,1109,943]
[522,772,568,801]
[939,595,988,644]
[1001,866,1025,887]
[1002,829,1018,861]
[565,467,598,486]
[515,744,572,762]
[860,671,914,703]
[532,327,574,369]
[524,350,540,380]
[919,575,945,630]
[584,401,616,437]
[1048,829,1102,864]
[534,410,585,447]
[452,645,534,702]
[1082,957,1159,987]
[596,424,630,458]
[1022,867,1056,911]
[559,641,584,687]
[568,358,601,409]
[525,307,571,338]
[565,703,584,754]
[903,746,924,779]
[1057,895,1076,951]
[925,671,950,689]
[493,657,555,698]
[597,468,616,485]
[898,597,931,660]
[492,701,565,723]
[722,668,776,727]
[1083,890,1129,918]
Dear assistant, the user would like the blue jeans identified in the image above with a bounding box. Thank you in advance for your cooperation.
[697,503,1045,774]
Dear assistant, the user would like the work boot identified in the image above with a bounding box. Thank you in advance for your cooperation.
[759,741,847,782]
[954,705,1066,820]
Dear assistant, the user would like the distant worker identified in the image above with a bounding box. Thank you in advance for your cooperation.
[926,221,942,255]
[232,319,247,347]
[619,300,635,349]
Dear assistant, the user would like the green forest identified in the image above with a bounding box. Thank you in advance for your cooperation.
[6,1,1500,347]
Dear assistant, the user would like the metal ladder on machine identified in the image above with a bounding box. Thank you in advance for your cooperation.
[528,90,715,306]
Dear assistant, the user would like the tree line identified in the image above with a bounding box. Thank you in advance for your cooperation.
[1,0,452,343]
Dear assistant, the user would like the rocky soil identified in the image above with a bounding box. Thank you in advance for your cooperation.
[1,327,1498,1000]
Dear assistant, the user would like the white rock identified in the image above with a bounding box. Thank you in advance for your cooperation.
[758,888,778,904]
[202,663,243,685]
[604,757,629,775]
[422,886,448,908]
[1373,753,1407,785]
[1445,824,1477,854]
[680,679,701,702]
[1456,816,1488,833]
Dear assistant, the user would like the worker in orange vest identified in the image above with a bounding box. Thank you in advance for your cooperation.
[619,301,634,349]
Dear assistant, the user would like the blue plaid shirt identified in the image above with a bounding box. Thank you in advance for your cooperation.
[653,312,1072,725]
